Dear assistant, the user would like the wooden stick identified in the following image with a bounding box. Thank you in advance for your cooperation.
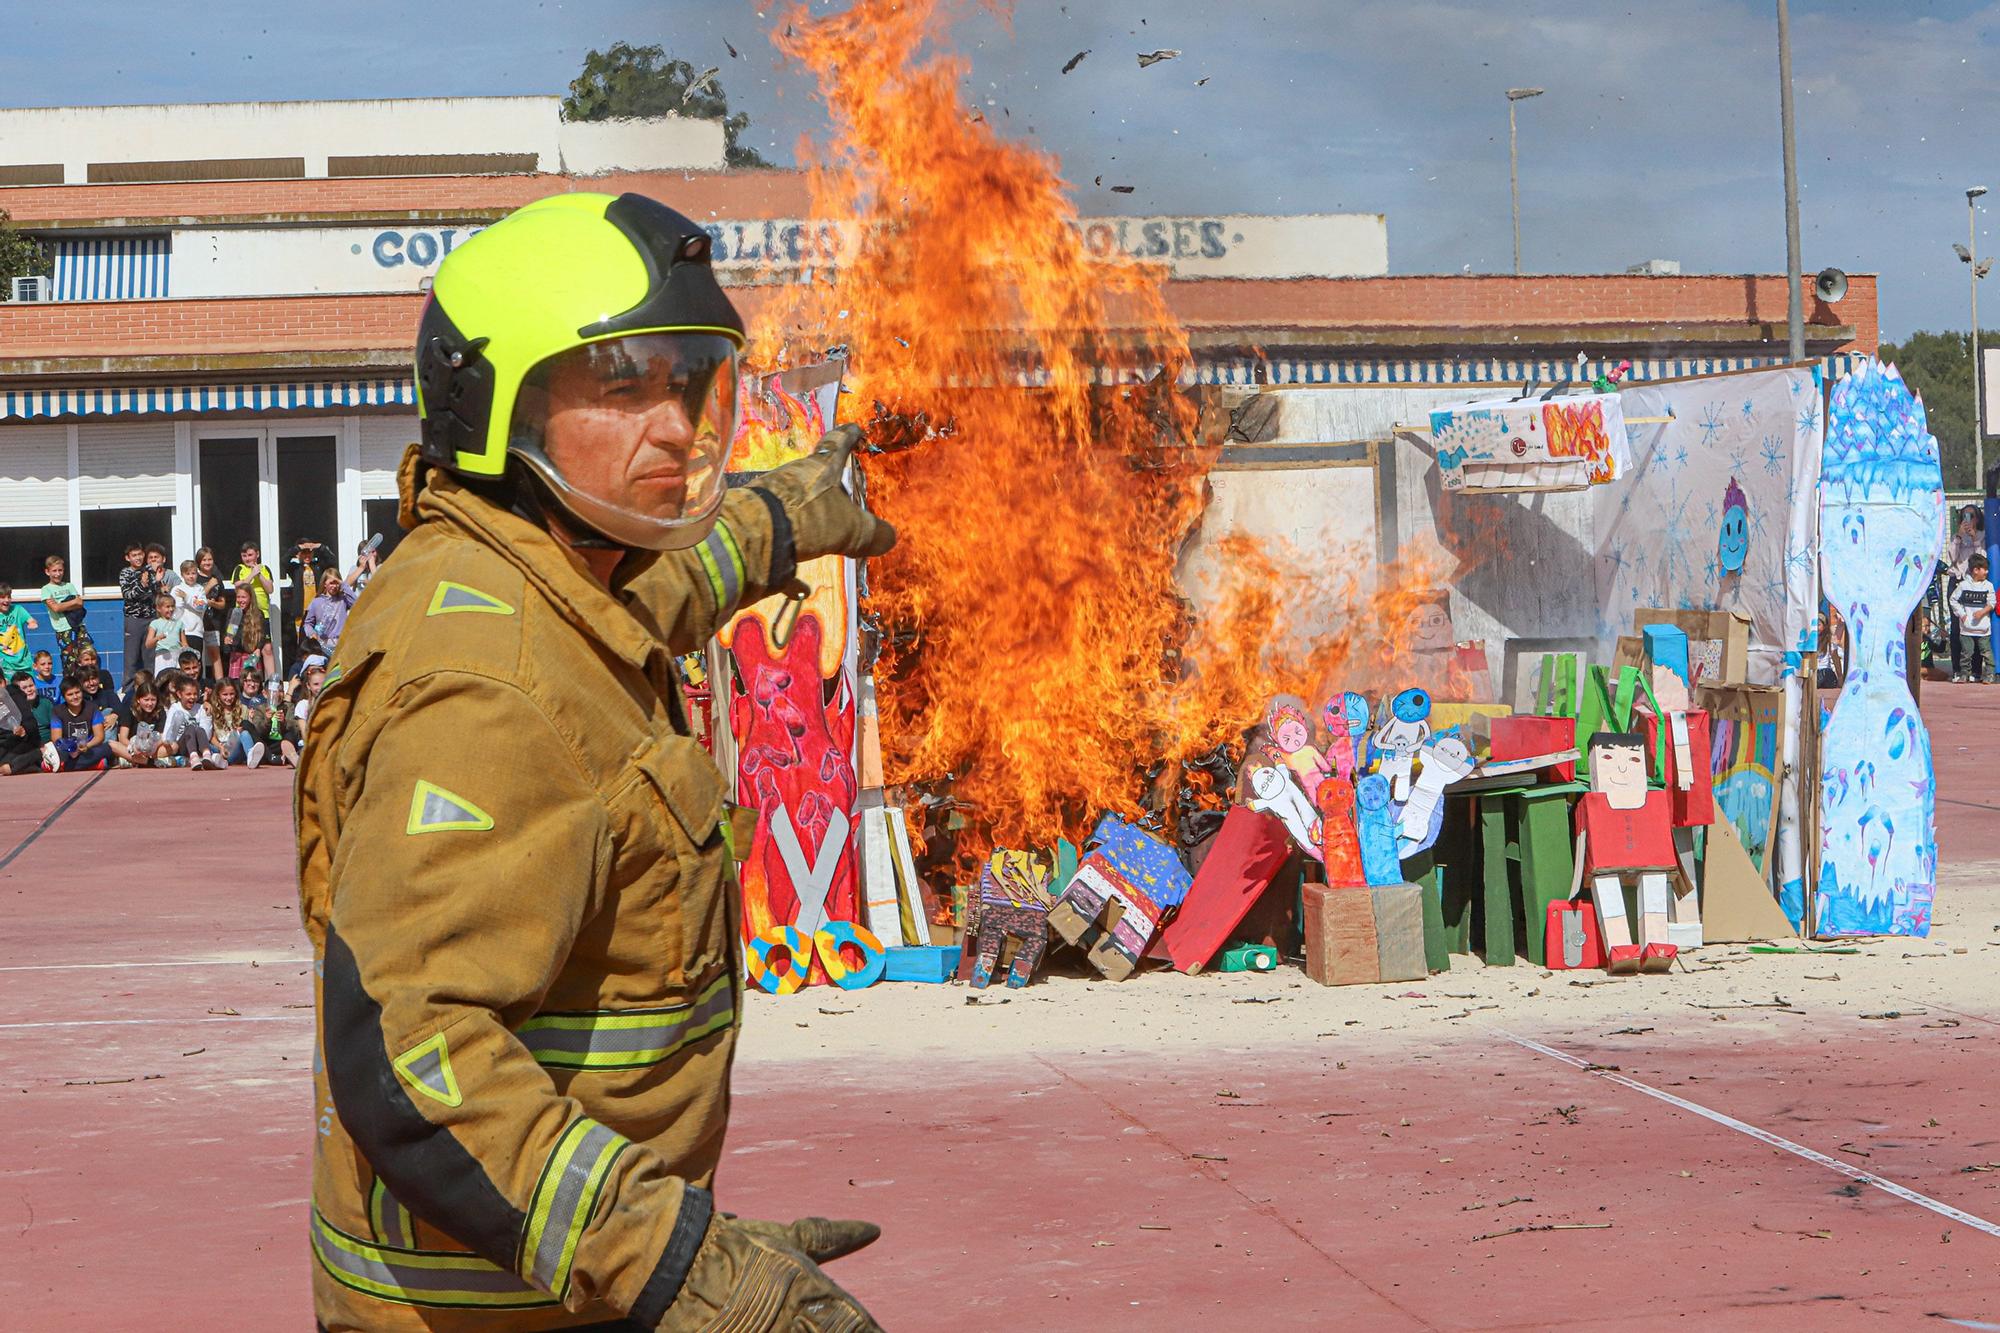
[1473,1223,1612,1242]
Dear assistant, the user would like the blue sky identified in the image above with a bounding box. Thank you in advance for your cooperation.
[6,0,1999,339]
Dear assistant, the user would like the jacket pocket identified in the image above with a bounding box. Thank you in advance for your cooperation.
[633,733,731,993]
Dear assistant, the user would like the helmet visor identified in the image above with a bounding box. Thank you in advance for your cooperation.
[509,332,741,550]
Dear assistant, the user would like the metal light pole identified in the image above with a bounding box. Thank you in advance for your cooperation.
[1507,88,1543,276]
[1776,0,1805,362]
[1970,187,1990,491]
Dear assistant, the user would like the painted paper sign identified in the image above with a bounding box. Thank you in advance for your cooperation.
[1815,362,1943,937]
[1429,392,1630,492]
[719,361,862,983]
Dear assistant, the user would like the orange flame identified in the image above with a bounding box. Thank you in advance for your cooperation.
[759,1,1445,868]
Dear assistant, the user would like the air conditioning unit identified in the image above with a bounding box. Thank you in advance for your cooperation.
[9,276,50,302]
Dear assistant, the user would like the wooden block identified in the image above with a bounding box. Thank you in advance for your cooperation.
[1370,884,1428,982]
[1303,884,1380,986]
[1490,715,1577,782]
[883,945,956,983]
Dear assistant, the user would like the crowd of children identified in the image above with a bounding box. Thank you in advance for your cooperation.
[0,538,368,774]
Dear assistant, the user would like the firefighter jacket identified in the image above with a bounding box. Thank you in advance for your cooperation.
[299,446,796,1331]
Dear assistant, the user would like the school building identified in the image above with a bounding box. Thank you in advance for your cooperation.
[0,95,1877,679]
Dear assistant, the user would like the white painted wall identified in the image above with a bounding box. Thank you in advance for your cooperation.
[558,118,727,176]
[170,224,491,297]
[0,97,726,181]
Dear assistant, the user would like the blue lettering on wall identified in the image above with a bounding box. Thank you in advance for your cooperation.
[404,232,439,267]
[372,231,405,267]
[370,227,483,270]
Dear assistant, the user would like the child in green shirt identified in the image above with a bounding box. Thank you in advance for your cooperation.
[0,584,38,680]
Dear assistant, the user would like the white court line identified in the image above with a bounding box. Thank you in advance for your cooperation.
[0,958,305,973]
[0,1015,311,1032]
[1502,1030,2000,1240]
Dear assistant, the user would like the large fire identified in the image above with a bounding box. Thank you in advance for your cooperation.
[758,0,1438,872]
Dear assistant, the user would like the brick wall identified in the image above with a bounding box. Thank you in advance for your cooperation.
[1164,273,1878,353]
[0,273,1881,362]
[0,168,815,225]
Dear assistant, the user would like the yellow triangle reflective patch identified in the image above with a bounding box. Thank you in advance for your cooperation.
[407,780,494,835]
[426,581,514,617]
[392,1032,463,1108]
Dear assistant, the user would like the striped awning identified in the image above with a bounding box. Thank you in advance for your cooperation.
[50,235,172,302]
[0,378,416,421]
[1196,352,1864,387]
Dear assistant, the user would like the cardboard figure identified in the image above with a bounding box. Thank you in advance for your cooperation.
[1081,814,1192,906]
[1245,762,1322,861]
[1818,362,1945,937]
[1370,688,1432,802]
[1575,732,1677,974]
[1264,695,1330,802]
[1047,856,1167,982]
[1718,477,1750,575]
[1321,690,1371,782]
[1354,774,1402,887]
[967,850,1052,989]
[1408,593,1455,691]
[1397,734,1474,858]
[1317,773,1365,887]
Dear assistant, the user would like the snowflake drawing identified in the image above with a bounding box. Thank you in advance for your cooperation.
[1697,402,1727,450]
[1741,398,1756,420]
[1796,398,1821,437]
[1759,433,1786,477]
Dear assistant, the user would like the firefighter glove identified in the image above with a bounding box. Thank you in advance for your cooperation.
[722,1215,882,1265]
[753,424,898,565]
[657,1211,883,1332]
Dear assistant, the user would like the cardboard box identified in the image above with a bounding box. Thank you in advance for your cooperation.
[1302,883,1428,986]
[1632,609,1752,687]
[1047,857,1165,982]
[883,945,957,983]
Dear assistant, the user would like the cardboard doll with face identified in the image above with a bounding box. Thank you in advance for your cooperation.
[1264,695,1330,801]
[1245,762,1323,861]
[1321,690,1371,782]
[1370,687,1432,801]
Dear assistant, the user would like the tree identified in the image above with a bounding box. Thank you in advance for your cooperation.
[1878,330,1988,492]
[563,42,771,169]
[0,210,50,297]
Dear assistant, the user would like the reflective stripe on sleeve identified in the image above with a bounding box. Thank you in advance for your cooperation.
[311,1210,556,1310]
[520,1118,629,1298]
[516,974,735,1071]
[694,522,745,611]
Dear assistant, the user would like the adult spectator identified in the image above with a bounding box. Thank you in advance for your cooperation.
[301,569,355,662]
[195,546,229,680]
[284,538,337,667]
[0,584,38,683]
[117,543,152,680]
[0,674,39,775]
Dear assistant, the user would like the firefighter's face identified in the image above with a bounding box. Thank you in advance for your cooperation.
[541,351,701,518]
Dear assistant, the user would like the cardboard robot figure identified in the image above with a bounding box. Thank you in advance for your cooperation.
[1397,733,1474,858]
[1370,687,1432,803]
[1574,732,1677,975]
[1244,762,1323,861]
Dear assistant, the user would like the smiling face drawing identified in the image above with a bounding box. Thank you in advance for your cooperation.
[1718,477,1750,574]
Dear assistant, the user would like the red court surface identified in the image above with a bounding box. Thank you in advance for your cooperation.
[1,686,1997,1329]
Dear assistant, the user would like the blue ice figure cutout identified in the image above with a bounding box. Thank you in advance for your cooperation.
[1816,361,1944,937]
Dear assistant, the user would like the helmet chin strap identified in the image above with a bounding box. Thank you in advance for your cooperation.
[468,467,630,552]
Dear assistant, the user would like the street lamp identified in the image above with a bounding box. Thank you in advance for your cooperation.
[1776,0,1804,362]
[1962,185,1991,492]
[1507,88,1543,276]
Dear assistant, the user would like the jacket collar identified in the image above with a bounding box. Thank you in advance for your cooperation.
[396,445,660,669]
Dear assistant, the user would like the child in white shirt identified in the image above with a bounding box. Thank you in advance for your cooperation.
[1954,554,1995,684]
[163,676,227,769]
[171,560,209,663]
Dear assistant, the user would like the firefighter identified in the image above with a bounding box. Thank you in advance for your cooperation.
[297,192,893,1331]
